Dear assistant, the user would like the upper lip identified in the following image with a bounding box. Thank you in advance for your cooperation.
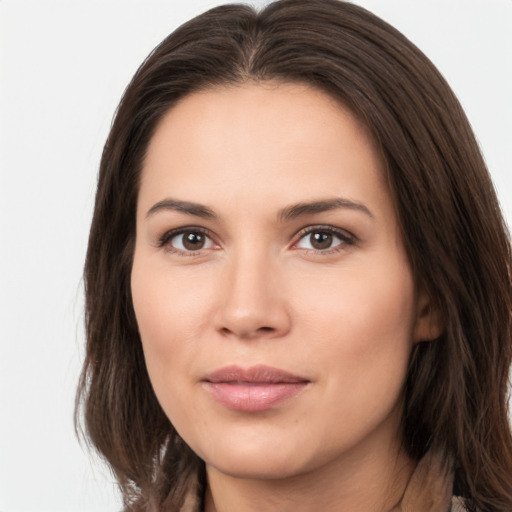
[203,364,309,384]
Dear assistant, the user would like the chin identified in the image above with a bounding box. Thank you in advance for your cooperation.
[206,452,308,481]
[192,427,315,480]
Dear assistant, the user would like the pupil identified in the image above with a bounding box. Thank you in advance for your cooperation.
[183,232,204,250]
[311,232,332,250]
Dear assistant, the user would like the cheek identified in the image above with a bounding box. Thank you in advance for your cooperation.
[298,249,415,337]
[292,255,416,393]
[130,254,213,390]
[130,258,217,431]
[132,256,212,344]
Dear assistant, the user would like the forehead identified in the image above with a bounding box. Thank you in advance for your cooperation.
[138,82,389,216]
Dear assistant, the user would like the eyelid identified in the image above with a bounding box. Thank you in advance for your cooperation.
[155,224,356,255]
[157,226,219,254]
[291,224,356,252]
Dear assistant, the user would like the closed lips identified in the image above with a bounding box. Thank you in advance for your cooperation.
[202,365,310,384]
[202,365,310,412]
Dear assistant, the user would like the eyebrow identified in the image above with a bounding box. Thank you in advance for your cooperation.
[146,199,216,219]
[145,197,373,221]
[278,198,374,221]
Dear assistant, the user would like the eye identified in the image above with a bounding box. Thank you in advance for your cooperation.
[160,228,216,253]
[295,227,354,252]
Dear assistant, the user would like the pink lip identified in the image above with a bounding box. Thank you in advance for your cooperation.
[202,365,310,412]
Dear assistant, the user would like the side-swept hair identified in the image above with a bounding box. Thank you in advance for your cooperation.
[77,1,512,510]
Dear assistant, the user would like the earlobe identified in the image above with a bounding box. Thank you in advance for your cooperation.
[413,292,444,343]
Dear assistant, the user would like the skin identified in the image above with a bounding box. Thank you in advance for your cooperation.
[131,82,440,512]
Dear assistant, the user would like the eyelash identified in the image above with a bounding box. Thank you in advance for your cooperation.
[158,226,216,256]
[293,225,356,254]
[157,225,356,256]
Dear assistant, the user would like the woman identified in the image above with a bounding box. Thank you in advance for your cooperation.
[77,0,512,510]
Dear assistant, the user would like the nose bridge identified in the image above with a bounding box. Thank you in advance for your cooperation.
[215,242,289,339]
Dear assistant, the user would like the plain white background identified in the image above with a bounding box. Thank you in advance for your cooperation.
[0,1,511,510]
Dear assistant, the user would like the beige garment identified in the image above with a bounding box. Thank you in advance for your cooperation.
[178,450,466,512]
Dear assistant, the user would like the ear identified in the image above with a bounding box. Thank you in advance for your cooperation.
[413,290,443,343]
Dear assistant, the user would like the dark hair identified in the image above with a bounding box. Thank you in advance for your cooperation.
[77,0,512,510]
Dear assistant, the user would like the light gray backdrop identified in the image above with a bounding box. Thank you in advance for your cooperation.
[1,1,511,510]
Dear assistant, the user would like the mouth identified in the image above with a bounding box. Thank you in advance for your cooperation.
[202,365,310,412]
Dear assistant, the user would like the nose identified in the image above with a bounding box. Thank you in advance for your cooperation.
[214,251,291,340]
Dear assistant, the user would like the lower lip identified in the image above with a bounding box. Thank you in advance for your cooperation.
[203,382,308,412]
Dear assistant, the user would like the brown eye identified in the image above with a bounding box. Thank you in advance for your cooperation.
[310,232,333,250]
[295,227,353,252]
[182,231,206,250]
[165,229,216,252]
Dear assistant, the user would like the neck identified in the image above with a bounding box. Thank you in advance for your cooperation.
[204,441,415,512]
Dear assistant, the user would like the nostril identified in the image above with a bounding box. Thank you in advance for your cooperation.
[218,325,276,338]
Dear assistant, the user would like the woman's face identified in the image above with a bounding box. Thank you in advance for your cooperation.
[131,82,436,480]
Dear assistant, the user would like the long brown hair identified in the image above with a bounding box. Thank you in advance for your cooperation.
[77,1,512,510]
